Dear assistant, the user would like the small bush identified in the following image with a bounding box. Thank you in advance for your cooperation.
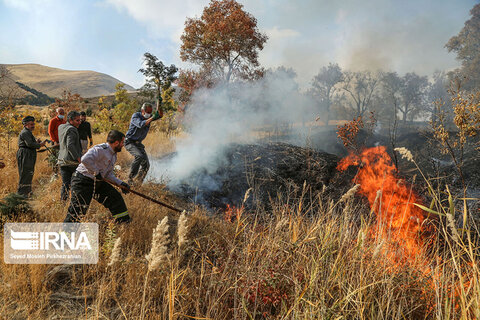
[0,193,31,218]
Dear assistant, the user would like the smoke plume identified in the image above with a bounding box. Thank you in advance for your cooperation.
[148,69,315,191]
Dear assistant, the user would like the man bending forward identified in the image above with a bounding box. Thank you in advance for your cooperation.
[64,130,131,223]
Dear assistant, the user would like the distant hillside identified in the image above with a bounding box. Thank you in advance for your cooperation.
[16,81,55,106]
[2,64,135,98]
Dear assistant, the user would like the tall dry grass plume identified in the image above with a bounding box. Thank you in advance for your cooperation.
[0,128,479,319]
[177,210,188,250]
[107,237,122,266]
[146,216,170,271]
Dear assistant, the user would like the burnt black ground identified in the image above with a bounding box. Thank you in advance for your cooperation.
[154,126,479,218]
[168,142,343,212]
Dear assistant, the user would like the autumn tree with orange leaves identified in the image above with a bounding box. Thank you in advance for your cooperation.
[48,90,84,117]
[176,68,217,106]
[180,0,268,84]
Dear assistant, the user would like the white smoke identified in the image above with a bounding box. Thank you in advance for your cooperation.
[148,69,316,187]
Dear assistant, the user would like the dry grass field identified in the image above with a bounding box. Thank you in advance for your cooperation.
[3,64,135,98]
[0,130,479,319]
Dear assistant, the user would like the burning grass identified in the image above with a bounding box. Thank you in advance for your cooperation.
[0,132,479,319]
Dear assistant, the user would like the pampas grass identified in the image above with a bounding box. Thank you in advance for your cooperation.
[177,211,188,251]
[340,184,361,203]
[142,216,170,320]
[146,216,170,271]
[107,237,122,266]
[0,132,479,319]
[395,147,414,162]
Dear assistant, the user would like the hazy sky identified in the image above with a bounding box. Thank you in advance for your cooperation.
[0,0,475,89]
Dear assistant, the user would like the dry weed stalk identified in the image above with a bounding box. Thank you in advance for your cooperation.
[394,147,414,163]
[340,184,360,203]
[371,189,382,215]
[141,216,171,320]
[177,211,188,250]
[446,211,460,243]
[275,217,289,232]
[107,237,122,266]
[146,216,170,271]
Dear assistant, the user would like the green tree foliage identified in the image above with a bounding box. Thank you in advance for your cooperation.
[180,0,268,83]
[446,4,480,91]
[94,83,139,133]
[161,85,178,112]
[139,53,178,110]
[114,82,130,103]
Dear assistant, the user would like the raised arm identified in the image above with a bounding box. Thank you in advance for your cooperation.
[130,113,148,128]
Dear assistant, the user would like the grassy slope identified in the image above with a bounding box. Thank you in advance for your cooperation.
[3,64,135,98]
[0,131,479,319]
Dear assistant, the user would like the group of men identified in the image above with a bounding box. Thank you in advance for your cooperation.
[15,102,162,223]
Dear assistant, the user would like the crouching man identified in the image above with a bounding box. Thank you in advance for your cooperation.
[64,130,131,223]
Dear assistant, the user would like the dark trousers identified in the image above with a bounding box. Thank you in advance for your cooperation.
[125,141,150,182]
[64,172,130,223]
[60,165,77,201]
[16,148,37,197]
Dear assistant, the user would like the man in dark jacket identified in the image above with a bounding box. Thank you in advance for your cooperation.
[58,111,82,201]
[78,111,93,154]
[125,103,162,185]
[17,116,45,197]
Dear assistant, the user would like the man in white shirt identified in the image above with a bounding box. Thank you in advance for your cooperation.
[64,130,131,223]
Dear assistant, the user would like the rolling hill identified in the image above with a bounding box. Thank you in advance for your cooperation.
[2,63,136,98]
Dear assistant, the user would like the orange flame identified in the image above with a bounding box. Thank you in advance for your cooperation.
[338,146,479,313]
[224,204,243,222]
[338,146,430,266]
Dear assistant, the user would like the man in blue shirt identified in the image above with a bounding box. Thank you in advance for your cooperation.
[125,102,162,184]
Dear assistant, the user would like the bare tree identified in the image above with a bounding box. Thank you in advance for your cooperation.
[398,72,428,124]
[381,72,402,120]
[426,71,451,123]
[308,63,343,125]
[0,65,21,111]
[341,71,380,118]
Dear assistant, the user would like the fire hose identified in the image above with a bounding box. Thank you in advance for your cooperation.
[39,141,184,213]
